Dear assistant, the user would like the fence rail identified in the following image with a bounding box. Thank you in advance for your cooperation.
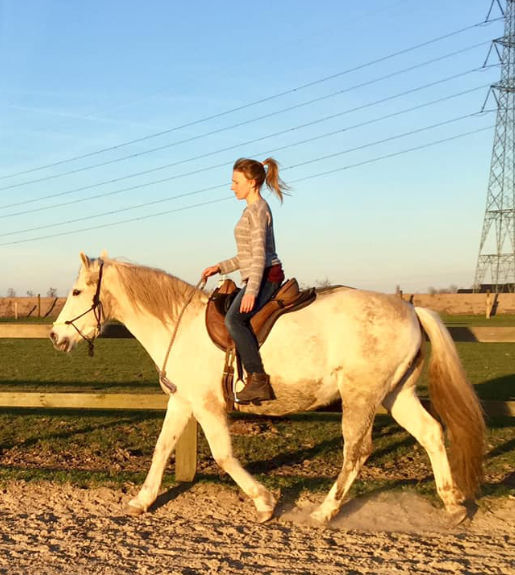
[2,323,515,342]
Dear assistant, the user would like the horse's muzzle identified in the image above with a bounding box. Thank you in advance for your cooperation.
[49,330,73,352]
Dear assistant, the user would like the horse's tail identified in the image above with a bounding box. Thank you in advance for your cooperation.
[414,306,485,499]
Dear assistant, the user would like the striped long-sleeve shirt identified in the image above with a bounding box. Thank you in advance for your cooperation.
[218,198,281,297]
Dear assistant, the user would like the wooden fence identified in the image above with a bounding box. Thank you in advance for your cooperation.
[0,323,514,482]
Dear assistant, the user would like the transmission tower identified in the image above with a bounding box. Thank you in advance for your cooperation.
[474,0,515,292]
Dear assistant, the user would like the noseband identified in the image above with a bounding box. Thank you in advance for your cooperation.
[63,260,105,357]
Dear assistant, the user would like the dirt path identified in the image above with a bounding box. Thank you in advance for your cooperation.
[0,481,512,575]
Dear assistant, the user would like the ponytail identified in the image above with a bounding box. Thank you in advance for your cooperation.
[262,157,289,203]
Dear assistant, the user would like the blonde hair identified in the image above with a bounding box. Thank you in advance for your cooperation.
[233,157,289,202]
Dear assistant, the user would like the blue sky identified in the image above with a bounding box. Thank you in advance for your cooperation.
[0,0,505,295]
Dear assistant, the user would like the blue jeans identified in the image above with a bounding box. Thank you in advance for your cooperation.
[224,280,280,374]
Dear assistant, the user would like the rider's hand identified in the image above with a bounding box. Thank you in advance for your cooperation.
[202,265,220,280]
[240,293,255,313]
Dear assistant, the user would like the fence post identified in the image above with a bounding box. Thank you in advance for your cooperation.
[37,294,41,318]
[13,302,18,320]
[174,416,198,482]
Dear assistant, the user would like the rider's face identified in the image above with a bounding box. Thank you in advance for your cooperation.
[231,170,256,201]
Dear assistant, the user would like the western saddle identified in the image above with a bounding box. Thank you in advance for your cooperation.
[205,277,316,352]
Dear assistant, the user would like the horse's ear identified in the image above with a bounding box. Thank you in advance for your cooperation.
[80,252,91,268]
[100,249,109,260]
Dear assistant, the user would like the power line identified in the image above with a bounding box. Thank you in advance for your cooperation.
[0,183,229,236]
[0,17,501,183]
[0,40,493,197]
[284,112,492,171]
[0,83,491,221]
[0,124,494,247]
[0,62,498,214]
[289,124,494,185]
[0,111,494,239]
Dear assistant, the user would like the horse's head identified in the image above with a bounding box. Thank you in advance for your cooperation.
[50,252,107,354]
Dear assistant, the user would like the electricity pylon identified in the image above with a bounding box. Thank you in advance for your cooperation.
[474,0,515,292]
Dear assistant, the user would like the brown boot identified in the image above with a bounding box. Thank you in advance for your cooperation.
[235,372,275,405]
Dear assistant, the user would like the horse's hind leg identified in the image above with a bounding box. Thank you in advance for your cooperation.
[127,395,192,515]
[383,385,467,523]
[311,405,375,524]
[193,401,276,523]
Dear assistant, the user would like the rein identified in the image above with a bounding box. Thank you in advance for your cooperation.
[159,277,206,393]
[61,260,105,357]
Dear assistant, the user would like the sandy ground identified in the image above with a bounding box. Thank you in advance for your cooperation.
[0,481,512,575]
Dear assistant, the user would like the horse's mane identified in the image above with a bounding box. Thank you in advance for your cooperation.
[106,259,202,323]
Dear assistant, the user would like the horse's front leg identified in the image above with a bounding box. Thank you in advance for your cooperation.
[193,400,276,523]
[127,395,192,515]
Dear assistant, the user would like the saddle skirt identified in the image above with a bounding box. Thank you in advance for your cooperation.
[205,278,317,352]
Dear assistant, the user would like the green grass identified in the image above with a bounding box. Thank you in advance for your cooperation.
[439,313,515,326]
[0,338,159,392]
[413,342,515,400]
[455,342,514,399]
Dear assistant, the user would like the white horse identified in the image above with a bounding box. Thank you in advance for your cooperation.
[50,253,485,524]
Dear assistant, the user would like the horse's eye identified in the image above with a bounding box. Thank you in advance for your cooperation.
[72,289,81,296]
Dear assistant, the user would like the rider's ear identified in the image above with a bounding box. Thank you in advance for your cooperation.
[80,252,91,268]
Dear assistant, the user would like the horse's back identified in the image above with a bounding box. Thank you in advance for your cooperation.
[300,285,417,330]
[264,285,421,371]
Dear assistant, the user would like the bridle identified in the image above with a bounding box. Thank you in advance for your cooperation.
[60,260,105,357]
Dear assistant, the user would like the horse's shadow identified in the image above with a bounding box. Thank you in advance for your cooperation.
[274,478,479,528]
[146,472,484,528]
[241,427,416,476]
[148,482,195,512]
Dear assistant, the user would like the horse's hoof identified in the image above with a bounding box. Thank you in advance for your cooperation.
[446,505,468,527]
[256,509,274,523]
[310,509,329,525]
[125,502,146,516]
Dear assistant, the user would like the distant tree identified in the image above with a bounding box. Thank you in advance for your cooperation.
[435,285,459,294]
[7,288,16,297]
[426,285,460,295]
[314,277,332,289]
[47,287,58,297]
[26,290,34,297]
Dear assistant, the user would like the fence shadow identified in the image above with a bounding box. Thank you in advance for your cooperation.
[474,374,514,402]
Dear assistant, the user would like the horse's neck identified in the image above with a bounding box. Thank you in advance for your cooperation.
[108,272,204,368]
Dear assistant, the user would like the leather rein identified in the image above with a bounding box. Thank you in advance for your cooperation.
[158,277,206,393]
